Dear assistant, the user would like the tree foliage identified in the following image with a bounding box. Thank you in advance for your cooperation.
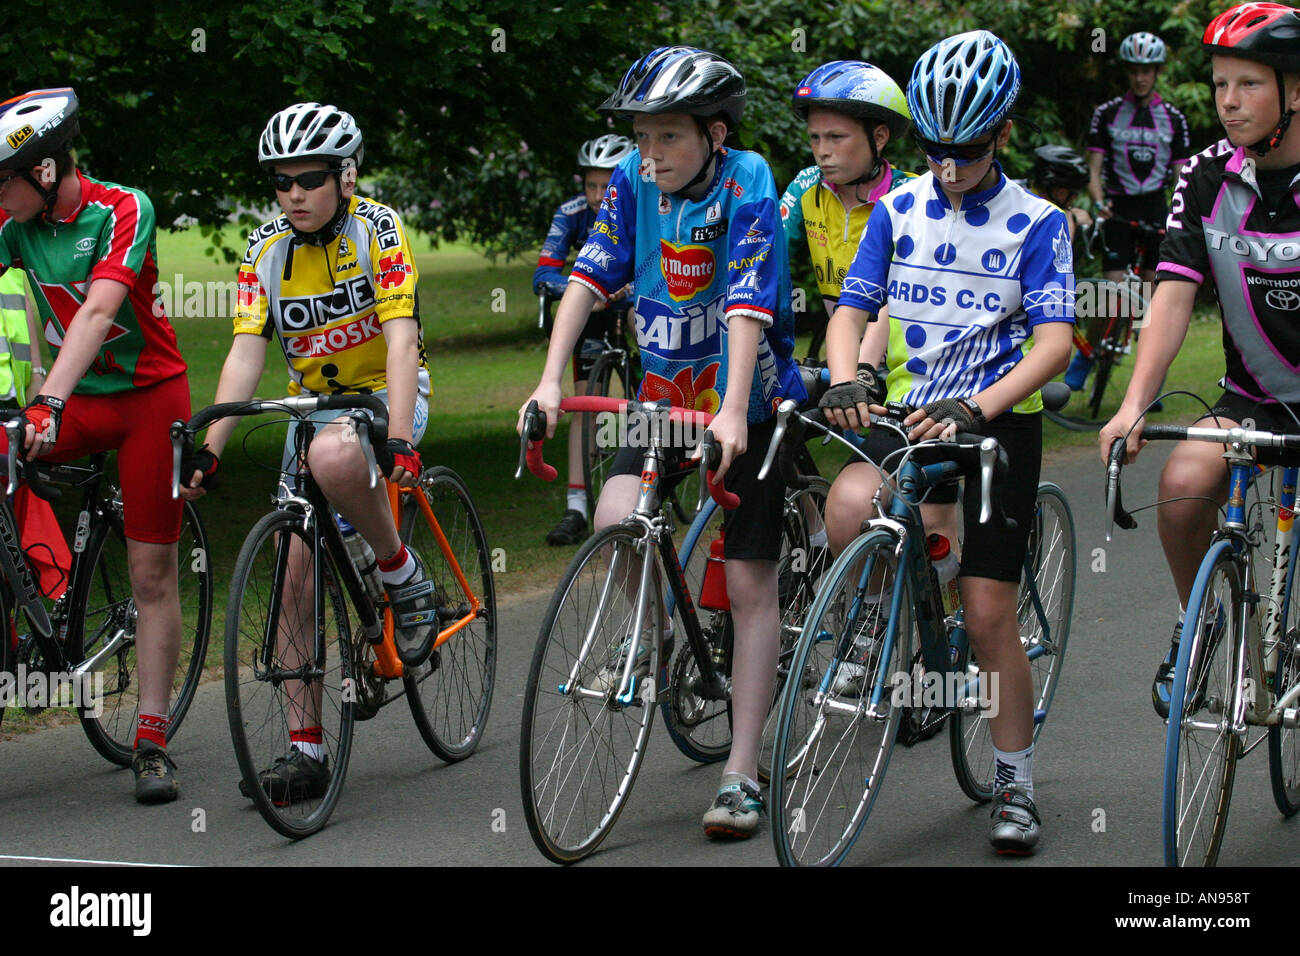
[0,0,1232,263]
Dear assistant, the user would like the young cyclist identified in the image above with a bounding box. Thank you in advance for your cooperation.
[532,134,637,545]
[780,60,914,370]
[0,87,194,803]
[1028,145,1093,242]
[819,31,1074,854]
[1100,2,1300,720]
[182,103,433,803]
[1071,31,1190,388]
[517,45,807,839]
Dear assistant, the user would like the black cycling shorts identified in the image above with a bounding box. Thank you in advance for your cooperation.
[608,415,785,561]
[1102,193,1167,273]
[844,413,1042,582]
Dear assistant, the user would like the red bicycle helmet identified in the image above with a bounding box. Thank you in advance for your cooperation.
[1203,3,1300,152]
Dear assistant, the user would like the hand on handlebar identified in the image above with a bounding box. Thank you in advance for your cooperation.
[699,405,746,482]
[385,438,422,488]
[517,381,563,441]
[1098,407,1146,466]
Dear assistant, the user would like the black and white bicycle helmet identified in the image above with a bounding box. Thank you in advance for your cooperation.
[600,46,746,128]
[577,134,636,169]
[1033,145,1090,190]
[258,102,364,170]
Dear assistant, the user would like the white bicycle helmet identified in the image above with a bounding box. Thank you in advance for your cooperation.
[0,87,79,172]
[577,134,636,169]
[258,102,364,170]
[1118,32,1167,64]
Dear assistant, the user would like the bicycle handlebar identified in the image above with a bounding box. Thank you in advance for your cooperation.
[171,394,392,499]
[1,416,61,502]
[517,396,740,511]
[1105,422,1300,540]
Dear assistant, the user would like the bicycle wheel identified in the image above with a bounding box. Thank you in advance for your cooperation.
[1269,618,1300,815]
[226,510,354,839]
[0,585,12,731]
[520,523,662,863]
[580,352,632,516]
[771,529,909,867]
[1162,546,1241,866]
[70,500,213,767]
[950,482,1075,802]
[400,466,497,762]
[762,476,831,783]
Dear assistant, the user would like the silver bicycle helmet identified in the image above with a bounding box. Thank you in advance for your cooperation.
[1118,32,1167,64]
[258,102,364,170]
[600,46,746,128]
[577,134,636,169]
[0,87,79,172]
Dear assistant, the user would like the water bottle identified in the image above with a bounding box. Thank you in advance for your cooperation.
[699,532,730,612]
[338,514,384,604]
[928,533,961,619]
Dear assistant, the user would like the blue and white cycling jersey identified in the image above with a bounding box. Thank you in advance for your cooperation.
[569,146,806,424]
[838,167,1075,413]
[532,194,595,293]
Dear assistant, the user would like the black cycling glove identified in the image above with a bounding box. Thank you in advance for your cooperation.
[920,397,986,432]
[854,363,886,404]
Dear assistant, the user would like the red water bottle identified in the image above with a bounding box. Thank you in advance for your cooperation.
[699,531,730,611]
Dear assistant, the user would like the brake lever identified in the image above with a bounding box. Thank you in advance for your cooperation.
[757,399,797,482]
[169,421,187,500]
[354,417,379,489]
[978,437,997,525]
[1105,437,1135,540]
[516,400,548,480]
[4,420,20,498]
[697,430,718,514]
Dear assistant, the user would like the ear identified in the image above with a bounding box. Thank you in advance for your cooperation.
[996,120,1014,149]
[707,120,728,150]
[873,122,890,154]
[37,158,56,186]
[340,159,358,196]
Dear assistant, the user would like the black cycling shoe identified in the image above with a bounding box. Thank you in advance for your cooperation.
[546,509,588,546]
[132,740,179,805]
[1152,620,1181,719]
[239,747,329,807]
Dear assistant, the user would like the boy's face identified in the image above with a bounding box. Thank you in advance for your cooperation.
[1126,64,1159,98]
[632,113,714,195]
[806,107,883,185]
[0,166,47,222]
[271,160,341,233]
[582,168,613,212]
[1212,54,1296,149]
[922,122,1011,196]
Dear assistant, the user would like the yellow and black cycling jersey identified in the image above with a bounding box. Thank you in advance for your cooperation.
[780,162,915,302]
[233,194,428,395]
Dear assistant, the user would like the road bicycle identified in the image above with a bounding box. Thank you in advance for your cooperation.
[1107,418,1300,865]
[519,393,830,862]
[538,286,641,515]
[0,417,211,765]
[1047,219,1164,431]
[765,392,1076,866]
[172,394,496,838]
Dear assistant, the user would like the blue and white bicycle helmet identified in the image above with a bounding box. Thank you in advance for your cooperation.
[907,30,1021,144]
[1118,32,1167,64]
[793,61,911,142]
[599,46,746,128]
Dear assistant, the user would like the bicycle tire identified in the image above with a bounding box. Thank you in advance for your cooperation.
[0,584,12,731]
[950,482,1076,801]
[1268,617,1300,815]
[1162,544,1241,866]
[520,523,661,863]
[226,510,354,839]
[70,500,213,767]
[770,529,908,867]
[580,352,632,517]
[400,466,497,762]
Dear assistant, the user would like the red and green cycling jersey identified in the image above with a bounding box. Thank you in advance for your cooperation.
[0,170,186,396]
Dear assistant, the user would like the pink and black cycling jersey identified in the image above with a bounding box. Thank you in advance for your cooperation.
[0,170,186,395]
[1158,139,1300,405]
[1089,92,1190,197]
[567,146,806,424]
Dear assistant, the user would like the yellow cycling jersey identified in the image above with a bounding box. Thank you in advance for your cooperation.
[780,162,915,301]
[233,194,427,395]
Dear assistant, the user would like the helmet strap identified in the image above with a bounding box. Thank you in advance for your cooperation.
[22,164,64,223]
[1248,69,1295,156]
[291,179,350,246]
[676,123,720,197]
[845,124,884,194]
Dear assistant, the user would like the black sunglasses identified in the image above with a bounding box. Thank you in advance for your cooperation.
[913,134,998,165]
[268,168,340,192]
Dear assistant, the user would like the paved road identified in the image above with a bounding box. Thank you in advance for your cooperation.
[1,439,1297,869]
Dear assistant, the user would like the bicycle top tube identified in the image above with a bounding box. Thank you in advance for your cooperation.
[519,395,739,511]
[170,394,393,500]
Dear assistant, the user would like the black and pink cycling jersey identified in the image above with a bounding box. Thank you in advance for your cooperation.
[1089,91,1190,198]
[1158,139,1300,405]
